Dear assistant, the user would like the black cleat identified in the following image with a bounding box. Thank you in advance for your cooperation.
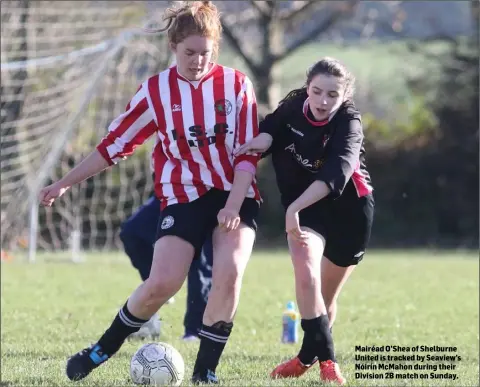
[66,344,109,381]
[191,369,219,384]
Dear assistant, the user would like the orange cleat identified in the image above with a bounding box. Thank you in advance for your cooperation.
[320,360,346,385]
[1,250,12,262]
[270,356,316,379]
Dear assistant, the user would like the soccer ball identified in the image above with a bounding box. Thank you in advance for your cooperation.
[130,342,185,386]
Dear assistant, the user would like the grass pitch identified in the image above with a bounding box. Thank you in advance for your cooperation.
[2,249,478,386]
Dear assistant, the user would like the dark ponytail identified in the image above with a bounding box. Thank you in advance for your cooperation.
[278,87,307,106]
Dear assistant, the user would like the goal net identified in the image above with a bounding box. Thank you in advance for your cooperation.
[1,1,172,261]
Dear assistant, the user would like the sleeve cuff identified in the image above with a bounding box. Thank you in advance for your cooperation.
[318,178,342,200]
[234,160,257,175]
[96,143,115,166]
[234,154,259,168]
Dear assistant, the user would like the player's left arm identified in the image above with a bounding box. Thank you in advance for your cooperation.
[226,76,260,212]
[288,118,363,213]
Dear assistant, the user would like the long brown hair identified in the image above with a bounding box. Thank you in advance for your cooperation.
[280,57,356,105]
[147,1,222,60]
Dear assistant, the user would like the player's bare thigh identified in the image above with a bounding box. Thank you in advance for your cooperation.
[127,235,194,318]
[212,223,255,269]
[288,226,326,264]
[202,223,255,324]
[149,235,195,287]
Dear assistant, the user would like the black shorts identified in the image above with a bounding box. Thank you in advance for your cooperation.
[156,188,259,257]
[297,182,374,267]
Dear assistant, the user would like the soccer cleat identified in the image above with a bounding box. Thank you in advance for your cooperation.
[191,369,219,384]
[65,344,109,381]
[128,314,161,340]
[270,356,316,379]
[320,360,346,385]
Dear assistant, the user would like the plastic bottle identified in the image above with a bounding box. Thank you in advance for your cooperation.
[282,301,299,343]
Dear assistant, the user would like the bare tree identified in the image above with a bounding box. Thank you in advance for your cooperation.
[219,1,358,112]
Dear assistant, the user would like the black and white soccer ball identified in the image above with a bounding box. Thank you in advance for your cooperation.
[130,342,185,386]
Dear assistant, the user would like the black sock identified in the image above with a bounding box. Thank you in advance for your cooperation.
[97,301,148,356]
[193,321,233,375]
[298,315,336,365]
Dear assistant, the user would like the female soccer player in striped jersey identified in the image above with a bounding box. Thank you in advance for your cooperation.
[236,57,375,385]
[39,1,260,383]
[121,143,213,341]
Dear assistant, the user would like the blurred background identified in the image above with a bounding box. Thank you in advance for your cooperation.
[1,0,478,261]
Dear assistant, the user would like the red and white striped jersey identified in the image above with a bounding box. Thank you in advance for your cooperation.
[97,64,261,209]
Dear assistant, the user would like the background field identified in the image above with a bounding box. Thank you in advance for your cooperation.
[2,250,478,386]
[2,2,477,386]
[221,40,446,117]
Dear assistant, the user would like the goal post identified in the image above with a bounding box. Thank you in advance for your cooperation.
[1,1,173,262]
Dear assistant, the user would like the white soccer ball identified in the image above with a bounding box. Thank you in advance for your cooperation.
[130,342,185,386]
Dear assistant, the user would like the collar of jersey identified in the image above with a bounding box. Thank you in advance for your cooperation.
[173,63,218,87]
[302,98,340,127]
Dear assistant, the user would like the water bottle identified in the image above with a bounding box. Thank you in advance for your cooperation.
[282,301,299,343]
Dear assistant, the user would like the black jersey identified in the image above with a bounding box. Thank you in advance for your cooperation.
[260,91,372,207]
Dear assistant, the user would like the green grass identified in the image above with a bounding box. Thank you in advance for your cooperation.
[2,250,478,386]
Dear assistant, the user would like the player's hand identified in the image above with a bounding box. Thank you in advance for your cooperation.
[39,182,69,207]
[285,207,308,246]
[234,133,273,156]
[217,207,241,232]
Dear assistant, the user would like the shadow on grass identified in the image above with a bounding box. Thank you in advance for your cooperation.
[224,352,354,364]
[3,348,133,361]
[2,378,65,387]
[3,349,65,361]
[223,352,280,363]
[9,379,136,387]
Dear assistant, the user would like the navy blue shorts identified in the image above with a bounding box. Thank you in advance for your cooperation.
[156,189,259,256]
[286,182,374,267]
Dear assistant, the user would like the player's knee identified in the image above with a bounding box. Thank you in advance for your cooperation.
[292,252,319,284]
[143,275,178,302]
[215,265,242,293]
[296,269,320,292]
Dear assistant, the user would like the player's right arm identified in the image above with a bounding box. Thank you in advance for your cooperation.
[39,84,158,207]
[39,151,109,207]
[234,99,290,157]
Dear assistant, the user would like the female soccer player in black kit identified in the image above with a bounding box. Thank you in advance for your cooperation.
[236,57,374,385]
